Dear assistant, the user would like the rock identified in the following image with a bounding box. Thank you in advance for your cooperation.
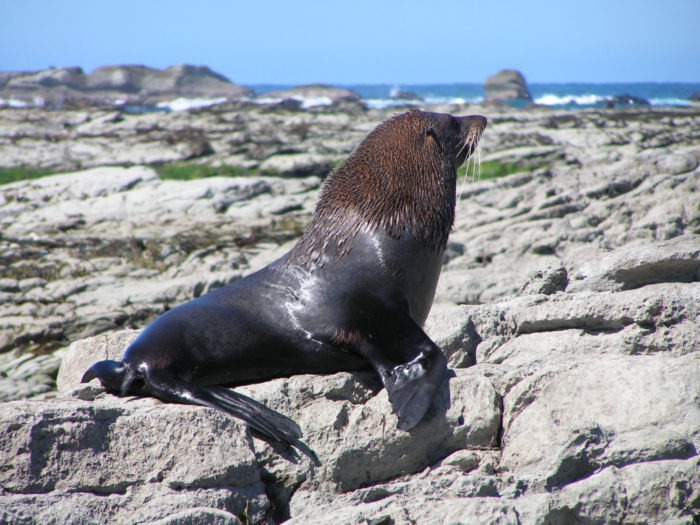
[0,164,322,386]
[7,66,87,90]
[484,69,533,103]
[317,370,500,491]
[0,395,269,524]
[0,348,65,401]
[517,262,568,295]
[655,152,699,175]
[550,458,700,524]
[605,94,651,107]
[49,260,700,523]
[259,153,334,178]
[690,92,700,102]
[287,454,700,523]
[308,98,368,115]
[0,64,252,108]
[2,102,700,524]
[389,89,422,101]
[145,508,243,525]
[567,234,700,292]
[0,102,367,171]
[0,71,27,88]
[424,304,481,367]
[52,331,503,522]
[85,64,154,92]
[136,64,252,102]
[56,329,140,393]
[499,353,700,489]
[288,492,521,525]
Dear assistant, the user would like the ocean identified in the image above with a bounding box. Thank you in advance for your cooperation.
[5,82,697,113]
[249,82,700,110]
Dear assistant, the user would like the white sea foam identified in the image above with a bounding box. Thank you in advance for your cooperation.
[0,98,32,108]
[254,95,335,108]
[650,97,692,107]
[365,95,483,109]
[423,96,483,105]
[254,96,283,105]
[156,97,227,112]
[535,93,604,106]
[365,98,410,109]
[297,96,333,108]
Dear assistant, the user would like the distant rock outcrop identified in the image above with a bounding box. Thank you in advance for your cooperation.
[389,88,422,101]
[0,64,252,108]
[6,66,87,90]
[605,94,651,108]
[484,69,533,103]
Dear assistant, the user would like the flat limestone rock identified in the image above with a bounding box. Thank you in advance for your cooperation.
[0,394,268,524]
[59,332,503,493]
[56,329,140,393]
[499,353,700,489]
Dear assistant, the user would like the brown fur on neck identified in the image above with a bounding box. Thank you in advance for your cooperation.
[288,110,464,267]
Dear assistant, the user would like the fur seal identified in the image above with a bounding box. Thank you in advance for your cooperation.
[83,109,487,450]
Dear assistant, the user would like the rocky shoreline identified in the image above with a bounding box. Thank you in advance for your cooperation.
[1,99,699,523]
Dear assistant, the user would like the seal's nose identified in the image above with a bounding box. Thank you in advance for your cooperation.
[454,115,487,165]
[457,115,488,132]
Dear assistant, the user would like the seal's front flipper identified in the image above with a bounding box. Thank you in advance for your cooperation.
[142,371,303,449]
[383,346,447,430]
[358,307,448,431]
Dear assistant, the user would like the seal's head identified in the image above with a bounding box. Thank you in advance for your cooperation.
[293,110,487,264]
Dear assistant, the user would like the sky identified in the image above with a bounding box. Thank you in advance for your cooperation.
[1,0,699,85]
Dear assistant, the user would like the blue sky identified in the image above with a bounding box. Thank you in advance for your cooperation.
[2,0,698,84]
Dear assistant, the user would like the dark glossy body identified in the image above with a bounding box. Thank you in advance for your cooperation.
[129,229,443,384]
[83,110,487,449]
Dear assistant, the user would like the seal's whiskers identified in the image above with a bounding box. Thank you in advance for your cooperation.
[475,140,482,181]
[457,134,484,202]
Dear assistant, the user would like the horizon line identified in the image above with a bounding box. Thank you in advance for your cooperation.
[1,65,699,86]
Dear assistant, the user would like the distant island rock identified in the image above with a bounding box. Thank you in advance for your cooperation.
[484,69,533,103]
[689,92,700,102]
[0,64,252,108]
[605,94,651,108]
[389,88,423,101]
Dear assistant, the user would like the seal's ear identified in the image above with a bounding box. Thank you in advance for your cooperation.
[426,127,443,152]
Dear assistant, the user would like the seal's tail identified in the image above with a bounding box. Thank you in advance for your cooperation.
[81,360,302,449]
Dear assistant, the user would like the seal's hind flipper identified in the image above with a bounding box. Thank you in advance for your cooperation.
[383,346,447,430]
[199,385,303,446]
[143,371,302,448]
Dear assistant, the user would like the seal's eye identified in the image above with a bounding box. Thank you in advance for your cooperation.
[426,127,443,152]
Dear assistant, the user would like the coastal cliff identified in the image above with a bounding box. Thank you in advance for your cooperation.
[0,99,699,524]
